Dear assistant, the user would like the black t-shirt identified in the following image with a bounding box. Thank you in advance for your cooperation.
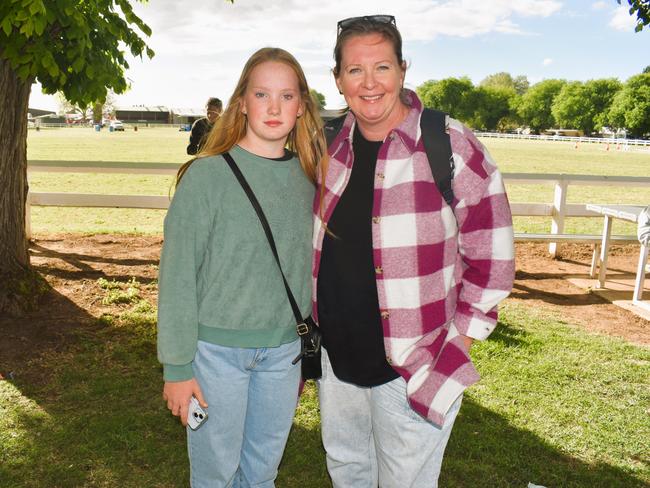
[317,126,399,387]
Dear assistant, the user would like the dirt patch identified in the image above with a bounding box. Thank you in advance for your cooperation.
[1,235,647,378]
[511,242,648,345]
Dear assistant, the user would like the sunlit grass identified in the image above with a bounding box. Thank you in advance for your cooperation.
[2,297,648,487]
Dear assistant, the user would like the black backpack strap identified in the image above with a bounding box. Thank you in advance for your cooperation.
[420,108,455,206]
[324,114,347,149]
[323,109,455,206]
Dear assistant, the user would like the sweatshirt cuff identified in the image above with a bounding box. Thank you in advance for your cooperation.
[163,363,194,382]
[454,303,498,341]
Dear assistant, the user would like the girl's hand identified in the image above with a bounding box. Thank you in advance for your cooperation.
[162,378,208,426]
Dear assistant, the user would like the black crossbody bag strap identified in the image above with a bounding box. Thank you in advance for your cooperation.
[222,152,303,324]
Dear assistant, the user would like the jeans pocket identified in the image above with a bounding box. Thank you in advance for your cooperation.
[377,377,426,422]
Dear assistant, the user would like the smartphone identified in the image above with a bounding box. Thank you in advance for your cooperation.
[187,396,208,430]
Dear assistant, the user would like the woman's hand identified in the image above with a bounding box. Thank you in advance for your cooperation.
[460,335,473,352]
[163,378,208,426]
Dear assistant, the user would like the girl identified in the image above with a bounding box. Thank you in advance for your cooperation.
[157,47,326,488]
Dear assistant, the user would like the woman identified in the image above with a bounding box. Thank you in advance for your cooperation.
[157,47,325,487]
[312,16,515,487]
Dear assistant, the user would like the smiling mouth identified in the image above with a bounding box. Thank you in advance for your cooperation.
[360,95,383,102]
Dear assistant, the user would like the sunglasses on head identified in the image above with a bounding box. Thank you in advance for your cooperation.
[336,15,396,36]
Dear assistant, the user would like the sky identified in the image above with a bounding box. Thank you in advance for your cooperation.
[28,0,650,113]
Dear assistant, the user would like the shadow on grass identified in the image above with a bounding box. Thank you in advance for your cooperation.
[442,397,647,488]
[0,286,189,487]
[0,279,645,487]
[29,242,159,283]
[510,281,608,306]
[31,242,159,268]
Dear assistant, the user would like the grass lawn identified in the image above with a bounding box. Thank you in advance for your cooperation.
[1,278,648,487]
[3,131,648,486]
[25,127,650,235]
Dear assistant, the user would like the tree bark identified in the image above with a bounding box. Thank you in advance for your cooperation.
[0,58,43,316]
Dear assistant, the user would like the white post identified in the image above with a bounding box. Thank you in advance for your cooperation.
[549,180,568,257]
[596,216,613,288]
[633,244,649,303]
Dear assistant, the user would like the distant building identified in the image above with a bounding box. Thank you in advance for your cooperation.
[543,128,584,137]
[171,107,205,125]
[320,109,346,122]
[28,107,57,119]
[114,105,171,124]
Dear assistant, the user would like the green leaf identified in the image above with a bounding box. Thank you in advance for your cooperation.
[15,9,30,21]
[19,19,33,37]
[1,17,12,36]
[17,63,30,80]
[72,57,84,73]
[47,62,58,78]
[33,16,46,36]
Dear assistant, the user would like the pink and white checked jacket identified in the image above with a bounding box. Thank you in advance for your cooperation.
[312,90,515,426]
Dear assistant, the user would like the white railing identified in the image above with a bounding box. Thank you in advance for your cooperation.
[30,123,184,129]
[26,161,650,256]
[474,131,650,147]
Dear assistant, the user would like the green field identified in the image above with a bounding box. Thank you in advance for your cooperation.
[26,127,650,235]
[1,292,648,487]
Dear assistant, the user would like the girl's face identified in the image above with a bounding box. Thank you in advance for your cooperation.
[335,33,407,141]
[239,61,303,156]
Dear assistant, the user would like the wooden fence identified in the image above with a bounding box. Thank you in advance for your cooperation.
[474,132,650,147]
[26,160,650,256]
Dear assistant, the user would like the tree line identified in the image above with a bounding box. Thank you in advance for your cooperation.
[416,69,650,138]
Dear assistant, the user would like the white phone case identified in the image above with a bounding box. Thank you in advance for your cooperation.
[187,396,208,430]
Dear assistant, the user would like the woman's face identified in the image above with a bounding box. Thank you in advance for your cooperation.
[335,33,407,140]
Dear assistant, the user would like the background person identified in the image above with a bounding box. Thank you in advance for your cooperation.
[186,97,222,155]
[312,15,515,488]
[158,48,325,487]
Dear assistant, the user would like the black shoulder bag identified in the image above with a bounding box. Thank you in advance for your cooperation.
[222,152,322,380]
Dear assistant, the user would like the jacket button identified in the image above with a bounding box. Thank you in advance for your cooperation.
[375,266,383,275]
[372,216,381,224]
[381,310,390,320]
[386,356,393,365]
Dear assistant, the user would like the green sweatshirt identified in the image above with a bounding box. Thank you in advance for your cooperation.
[157,145,315,381]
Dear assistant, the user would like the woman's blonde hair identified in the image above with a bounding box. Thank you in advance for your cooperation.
[176,47,327,186]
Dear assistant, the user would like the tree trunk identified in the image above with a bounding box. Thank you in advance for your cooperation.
[0,58,45,316]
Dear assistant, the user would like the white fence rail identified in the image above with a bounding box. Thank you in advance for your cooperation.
[26,161,650,256]
[474,131,650,147]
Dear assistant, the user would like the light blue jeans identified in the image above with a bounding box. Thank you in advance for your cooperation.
[188,339,301,488]
[318,348,462,488]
